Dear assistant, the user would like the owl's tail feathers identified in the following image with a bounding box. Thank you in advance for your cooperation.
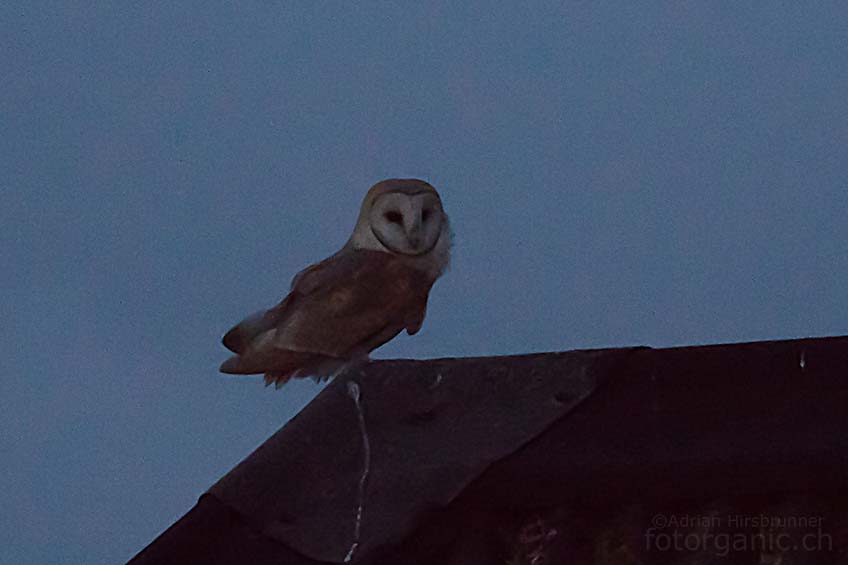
[219,353,306,390]
[219,350,313,375]
[219,350,341,389]
[218,355,259,374]
[263,371,296,389]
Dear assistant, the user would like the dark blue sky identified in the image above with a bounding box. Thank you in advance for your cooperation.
[4,4,848,563]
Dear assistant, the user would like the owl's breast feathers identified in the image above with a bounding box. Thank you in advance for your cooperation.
[219,249,436,381]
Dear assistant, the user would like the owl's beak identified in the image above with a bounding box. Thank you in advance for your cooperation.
[405,212,422,247]
[407,227,421,248]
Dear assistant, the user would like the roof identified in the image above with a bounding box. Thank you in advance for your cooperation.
[130,335,848,564]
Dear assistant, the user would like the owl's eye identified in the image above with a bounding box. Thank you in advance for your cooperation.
[384,211,403,224]
[422,209,432,222]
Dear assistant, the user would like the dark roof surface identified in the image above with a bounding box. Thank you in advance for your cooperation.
[131,336,848,564]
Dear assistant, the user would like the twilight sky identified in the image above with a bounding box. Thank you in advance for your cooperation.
[3,3,848,563]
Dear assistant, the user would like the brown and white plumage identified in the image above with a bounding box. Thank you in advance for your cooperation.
[220,178,451,388]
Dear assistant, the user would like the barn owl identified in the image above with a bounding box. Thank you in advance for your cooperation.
[220,178,451,388]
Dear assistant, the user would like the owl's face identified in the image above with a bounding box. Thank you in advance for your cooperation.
[368,190,444,255]
[348,179,449,261]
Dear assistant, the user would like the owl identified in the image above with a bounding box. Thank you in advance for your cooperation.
[220,178,451,388]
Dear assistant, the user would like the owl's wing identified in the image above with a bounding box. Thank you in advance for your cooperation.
[221,304,286,355]
[221,249,432,376]
[220,252,350,356]
[281,249,433,354]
